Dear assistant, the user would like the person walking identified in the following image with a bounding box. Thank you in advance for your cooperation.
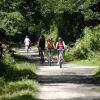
[37,35,45,63]
[24,35,31,53]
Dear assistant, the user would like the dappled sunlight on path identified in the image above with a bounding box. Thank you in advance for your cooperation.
[19,47,100,100]
[37,65,100,100]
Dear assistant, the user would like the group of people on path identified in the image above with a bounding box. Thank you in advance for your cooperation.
[24,35,66,64]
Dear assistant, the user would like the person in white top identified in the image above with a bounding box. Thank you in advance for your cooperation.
[24,35,30,52]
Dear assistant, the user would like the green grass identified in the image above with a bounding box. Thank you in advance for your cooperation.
[0,79,38,100]
[0,55,38,100]
[94,67,100,77]
[71,59,100,66]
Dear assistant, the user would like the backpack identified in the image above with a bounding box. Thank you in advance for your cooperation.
[57,41,64,49]
[47,41,53,48]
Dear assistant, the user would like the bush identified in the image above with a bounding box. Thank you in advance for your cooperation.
[64,46,75,61]
[64,25,100,61]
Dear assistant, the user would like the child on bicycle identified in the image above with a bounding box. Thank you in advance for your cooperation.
[46,38,54,62]
[56,37,65,65]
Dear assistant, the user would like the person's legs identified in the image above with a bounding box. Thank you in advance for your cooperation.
[41,49,45,63]
[25,45,28,52]
[50,48,54,62]
[47,48,50,62]
[39,47,45,64]
[57,50,59,64]
[57,49,64,65]
[38,47,41,56]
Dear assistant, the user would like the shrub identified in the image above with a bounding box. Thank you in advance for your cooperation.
[65,25,100,61]
[64,46,75,61]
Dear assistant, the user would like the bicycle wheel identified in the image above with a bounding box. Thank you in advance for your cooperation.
[60,61,62,68]
[48,51,51,66]
[59,54,62,68]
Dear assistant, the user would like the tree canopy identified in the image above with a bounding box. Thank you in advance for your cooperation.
[0,0,100,43]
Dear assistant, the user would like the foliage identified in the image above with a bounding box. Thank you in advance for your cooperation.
[0,52,38,99]
[0,0,24,35]
[65,25,100,61]
[0,11,24,35]
[64,46,75,61]
[71,52,100,66]
[0,0,41,37]
[37,0,100,43]
[0,0,99,60]
[2,50,15,66]
[0,0,100,43]
[95,67,100,77]
[38,0,100,20]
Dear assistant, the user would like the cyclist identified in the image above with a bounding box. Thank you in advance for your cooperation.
[56,37,65,65]
[24,35,31,52]
[37,35,45,63]
[47,38,54,62]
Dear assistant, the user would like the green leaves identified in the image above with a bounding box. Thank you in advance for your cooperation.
[38,0,79,14]
[0,0,99,38]
[65,25,100,60]
[0,11,24,35]
[38,0,100,20]
[0,0,39,36]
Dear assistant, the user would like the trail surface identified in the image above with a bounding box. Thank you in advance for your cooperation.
[19,47,100,100]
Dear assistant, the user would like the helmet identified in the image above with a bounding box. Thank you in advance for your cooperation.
[58,37,62,41]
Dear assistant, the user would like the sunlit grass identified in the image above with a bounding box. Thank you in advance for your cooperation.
[15,62,37,72]
[0,59,38,100]
[71,59,100,66]
[0,80,38,100]
[93,67,100,77]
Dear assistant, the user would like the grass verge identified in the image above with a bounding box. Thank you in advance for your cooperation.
[71,59,100,66]
[0,54,38,100]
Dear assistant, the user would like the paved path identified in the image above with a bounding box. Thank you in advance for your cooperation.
[19,47,100,100]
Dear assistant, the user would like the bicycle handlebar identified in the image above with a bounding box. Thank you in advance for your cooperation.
[57,49,64,51]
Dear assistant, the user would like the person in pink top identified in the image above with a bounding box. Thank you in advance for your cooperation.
[56,37,65,65]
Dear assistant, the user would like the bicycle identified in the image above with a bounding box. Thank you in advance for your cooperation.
[58,49,64,68]
[48,48,53,66]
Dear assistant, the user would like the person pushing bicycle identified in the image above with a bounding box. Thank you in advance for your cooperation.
[37,35,45,63]
[56,37,65,65]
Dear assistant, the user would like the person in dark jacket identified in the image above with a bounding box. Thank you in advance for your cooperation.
[37,35,45,56]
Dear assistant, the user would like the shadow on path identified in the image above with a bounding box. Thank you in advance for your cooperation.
[0,54,37,82]
[18,48,100,100]
[38,74,100,85]
[4,94,37,100]
[18,48,100,86]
